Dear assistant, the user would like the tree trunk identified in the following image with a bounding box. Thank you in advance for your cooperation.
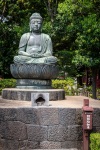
[92,68,97,99]
[43,0,58,23]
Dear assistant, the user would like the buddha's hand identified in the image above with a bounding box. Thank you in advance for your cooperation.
[32,53,42,58]
[18,51,31,56]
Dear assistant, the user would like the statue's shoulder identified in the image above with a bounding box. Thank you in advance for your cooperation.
[41,33,51,40]
[21,32,30,40]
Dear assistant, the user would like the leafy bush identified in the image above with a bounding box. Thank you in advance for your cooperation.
[0,79,16,94]
[0,78,77,96]
[52,78,77,95]
[90,133,100,150]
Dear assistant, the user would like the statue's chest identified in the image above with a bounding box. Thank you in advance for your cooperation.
[28,35,41,46]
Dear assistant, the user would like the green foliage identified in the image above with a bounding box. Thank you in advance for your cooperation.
[56,50,77,76]
[56,0,100,69]
[53,0,100,99]
[52,78,76,95]
[73,13,100,68]
[90,133,100,150]
[0,79,16,94]
[0,0,47,78]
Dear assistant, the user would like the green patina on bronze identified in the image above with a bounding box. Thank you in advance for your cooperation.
[14,13,57,64]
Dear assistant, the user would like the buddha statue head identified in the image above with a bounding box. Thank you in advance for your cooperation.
[29,13,43,32]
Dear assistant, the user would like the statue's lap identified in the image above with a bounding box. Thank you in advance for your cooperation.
[14,55,57,64]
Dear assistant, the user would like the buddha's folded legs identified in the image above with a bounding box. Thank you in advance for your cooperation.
[14,55,57,64]
[14,55,31,63]
[27,56,57,64]
[44,56,57,64]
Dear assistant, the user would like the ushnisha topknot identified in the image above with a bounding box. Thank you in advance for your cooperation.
[30,13,43,21]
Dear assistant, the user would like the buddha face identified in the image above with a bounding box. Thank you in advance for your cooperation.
[30,18,42,32]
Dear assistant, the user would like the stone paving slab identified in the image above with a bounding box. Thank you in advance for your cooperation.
[0,95,100,108]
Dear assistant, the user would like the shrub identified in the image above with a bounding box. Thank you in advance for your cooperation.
[52,78,77,95]
[0,79,16,94]
[90,133,100,150]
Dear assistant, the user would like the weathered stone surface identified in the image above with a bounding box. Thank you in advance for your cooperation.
[27,141,40,149]
[75,109,82,125]
[0,108,17,121]
[2,88,65,101]
[0,139,5,150]
[19,140,28,149]
[93,108,100,126]
[48,125,68,142]
[40,141,61,149]
[0,106,99,150]
[93,126,100,132]
[16,108,38,124]
[0,121,27,140]
[0,109,5,121]
[27,125,48,141]
[0,139,19,150]
[37,108,59,125]
[76,141,83,150]
[58,108,76,126]
[67,125,82,141]
[61,141,78,149]
[61,141,82,150]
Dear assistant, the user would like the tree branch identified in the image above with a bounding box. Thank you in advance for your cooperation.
[1,0,6,22]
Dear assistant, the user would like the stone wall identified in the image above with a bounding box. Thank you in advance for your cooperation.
[0,107,100,150]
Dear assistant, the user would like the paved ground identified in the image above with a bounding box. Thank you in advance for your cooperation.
[0,95,100,108]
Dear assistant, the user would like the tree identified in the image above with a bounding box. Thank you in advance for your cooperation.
[55,0,100,99]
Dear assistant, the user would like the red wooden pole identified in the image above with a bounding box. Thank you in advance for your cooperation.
[82,99,93,150]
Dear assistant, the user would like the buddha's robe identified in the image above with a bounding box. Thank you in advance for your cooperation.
[14,33,57,64]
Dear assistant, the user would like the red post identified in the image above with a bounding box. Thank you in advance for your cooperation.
[82,99,93,150]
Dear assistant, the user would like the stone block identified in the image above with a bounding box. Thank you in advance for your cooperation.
[67,125,82,141]
[61,141,77,149]
[93,108,100,126]
[31,93,49,106]
[27,125,48,141]
[2,88,65,101]
[0,121,27,140]
[19,140,28,149]
[0,122,6,138]
[75,109,82,125]
[61,141,82,150]
[0,139,5,150]
[16,108,38,124]
[48,125,68,142]
[0,109,5,121]
[27,141,40,149]
[37,108,59,125]
[0,108,17,121]
[93,126,100,132]
[40,141,61,149]
[58,108,76,126]
[0,139,19,150]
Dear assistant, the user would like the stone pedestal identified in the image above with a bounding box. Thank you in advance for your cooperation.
[3,63,65,101]
[10,63,59,89]
[16,79,52,89]
[2,88,65,101]
[10,63,59,79]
